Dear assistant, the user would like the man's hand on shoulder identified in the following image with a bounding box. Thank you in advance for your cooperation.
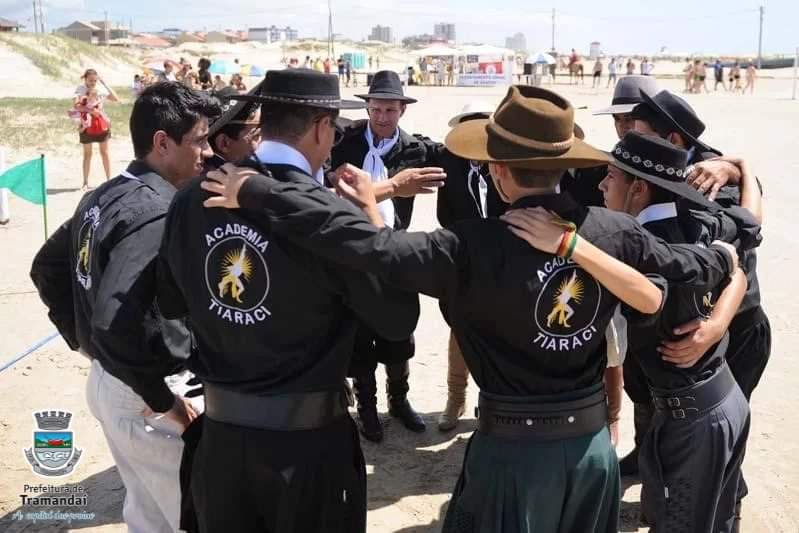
[202,163,259,209]
[686,157,744,201]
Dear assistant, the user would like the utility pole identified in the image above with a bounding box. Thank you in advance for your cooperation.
[327,0,334,58]
[104,10,109,46]
[40,0,45,34]
[551,8,556,52]
[757,5,764,69]
[32,0,38,34]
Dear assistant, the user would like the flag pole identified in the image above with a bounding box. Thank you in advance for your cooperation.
[40,154,48,240]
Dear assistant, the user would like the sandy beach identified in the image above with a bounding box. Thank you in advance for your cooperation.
[0,55,798,532]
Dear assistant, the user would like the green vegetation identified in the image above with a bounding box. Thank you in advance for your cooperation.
[0,33,139,81]
[0,93,133,152]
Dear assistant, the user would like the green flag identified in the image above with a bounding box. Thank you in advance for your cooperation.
[0,156,46,205]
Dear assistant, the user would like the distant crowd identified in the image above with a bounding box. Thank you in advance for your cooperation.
[132,57,249,97]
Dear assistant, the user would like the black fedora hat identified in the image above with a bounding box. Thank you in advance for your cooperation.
[593,75,659,115]
[208,82,262,138]
[609,131,716,209]
[230,68,365,110]
[631,90,721,156]
[355,70,417,103]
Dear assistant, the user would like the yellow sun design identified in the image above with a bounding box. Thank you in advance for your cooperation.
[221,247,253,281]
[553,273,584,305]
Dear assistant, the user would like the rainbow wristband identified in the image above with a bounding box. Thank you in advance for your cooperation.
[563,233,579,260]
[556,229,573,257]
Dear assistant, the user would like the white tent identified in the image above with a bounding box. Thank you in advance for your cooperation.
[409,45,460,57]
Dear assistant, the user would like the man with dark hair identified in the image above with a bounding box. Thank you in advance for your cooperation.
[330,70,447,441]
[157,69,419,532]
[30,82,219,533]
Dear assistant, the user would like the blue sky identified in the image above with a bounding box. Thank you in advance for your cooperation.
[4,0,798,56]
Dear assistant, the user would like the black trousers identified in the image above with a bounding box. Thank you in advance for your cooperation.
[726,311,771,401]
[349,325,415,376]
[190,415,366,533]
[640,381,750,533]
[725,310,771,505]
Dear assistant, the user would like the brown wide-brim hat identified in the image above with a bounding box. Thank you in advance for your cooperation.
[446,86,608,170]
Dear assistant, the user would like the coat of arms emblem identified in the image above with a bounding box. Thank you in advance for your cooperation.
[24,410,82,477]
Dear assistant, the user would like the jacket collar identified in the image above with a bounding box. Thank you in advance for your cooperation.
[124,160,177,200]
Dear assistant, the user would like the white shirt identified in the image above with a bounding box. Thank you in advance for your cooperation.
[636,202,678,226]
[254,140,325,185]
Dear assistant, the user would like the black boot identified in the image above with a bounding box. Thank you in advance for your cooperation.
[386,361,426,433]
[353,373,383,442]
[619,401,654,477]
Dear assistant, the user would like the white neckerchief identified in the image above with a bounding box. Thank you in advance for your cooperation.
[636,202,677,226]
[255,140,324,185]
[467,161,488,218]
[363,125,400,227]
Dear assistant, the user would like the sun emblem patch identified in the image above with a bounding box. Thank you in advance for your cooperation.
[533,263,602,352]
[75,206,100,290]
[204,223,271,326]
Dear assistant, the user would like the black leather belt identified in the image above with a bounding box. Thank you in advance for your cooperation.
[651,356,737,421]
[204,384,348,431]
[476,386,608,441]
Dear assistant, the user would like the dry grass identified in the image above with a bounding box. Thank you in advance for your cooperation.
[0,87,134,152]
[0,33,139,81]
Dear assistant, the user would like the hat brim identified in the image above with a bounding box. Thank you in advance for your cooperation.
[639,91,721,156]
[355,92,418,104]
[229,93,366,110]
[447,111,492,127]
[209,81,263,138]
[445,119,609,170]
[610,156,716,210]
[592,103,638,116]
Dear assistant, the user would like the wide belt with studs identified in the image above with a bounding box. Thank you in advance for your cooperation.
[476,385,608,441]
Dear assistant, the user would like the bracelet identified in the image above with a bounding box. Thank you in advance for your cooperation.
[563,232,579,260]
[556,229,573,257]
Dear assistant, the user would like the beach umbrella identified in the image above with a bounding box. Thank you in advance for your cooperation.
[209,61,239,75]
[527,52,556,65]
[240,64,265,77]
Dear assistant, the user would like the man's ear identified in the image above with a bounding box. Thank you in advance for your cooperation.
[399,104,407,118]
[152,130,171,156]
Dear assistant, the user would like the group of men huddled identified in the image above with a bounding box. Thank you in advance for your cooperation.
[30,65,769,533]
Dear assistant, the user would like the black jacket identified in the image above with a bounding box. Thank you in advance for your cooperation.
[30,161,189,412]
[331,119,443,229]
[232,176,736,396]
[157,160,419,396]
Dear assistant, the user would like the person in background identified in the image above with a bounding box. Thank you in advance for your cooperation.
[132,74,144,97]
[159,61,177,82]
[198,58,212,90]
[626,58,636,75]
[346,59,353,87]
[683,58,695,92]
[744,63,757,95]
[74,69,119,190]
[713,59,727,92]
[213,75,226,92]
[592,57,603,88]
[607,57,618,88]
